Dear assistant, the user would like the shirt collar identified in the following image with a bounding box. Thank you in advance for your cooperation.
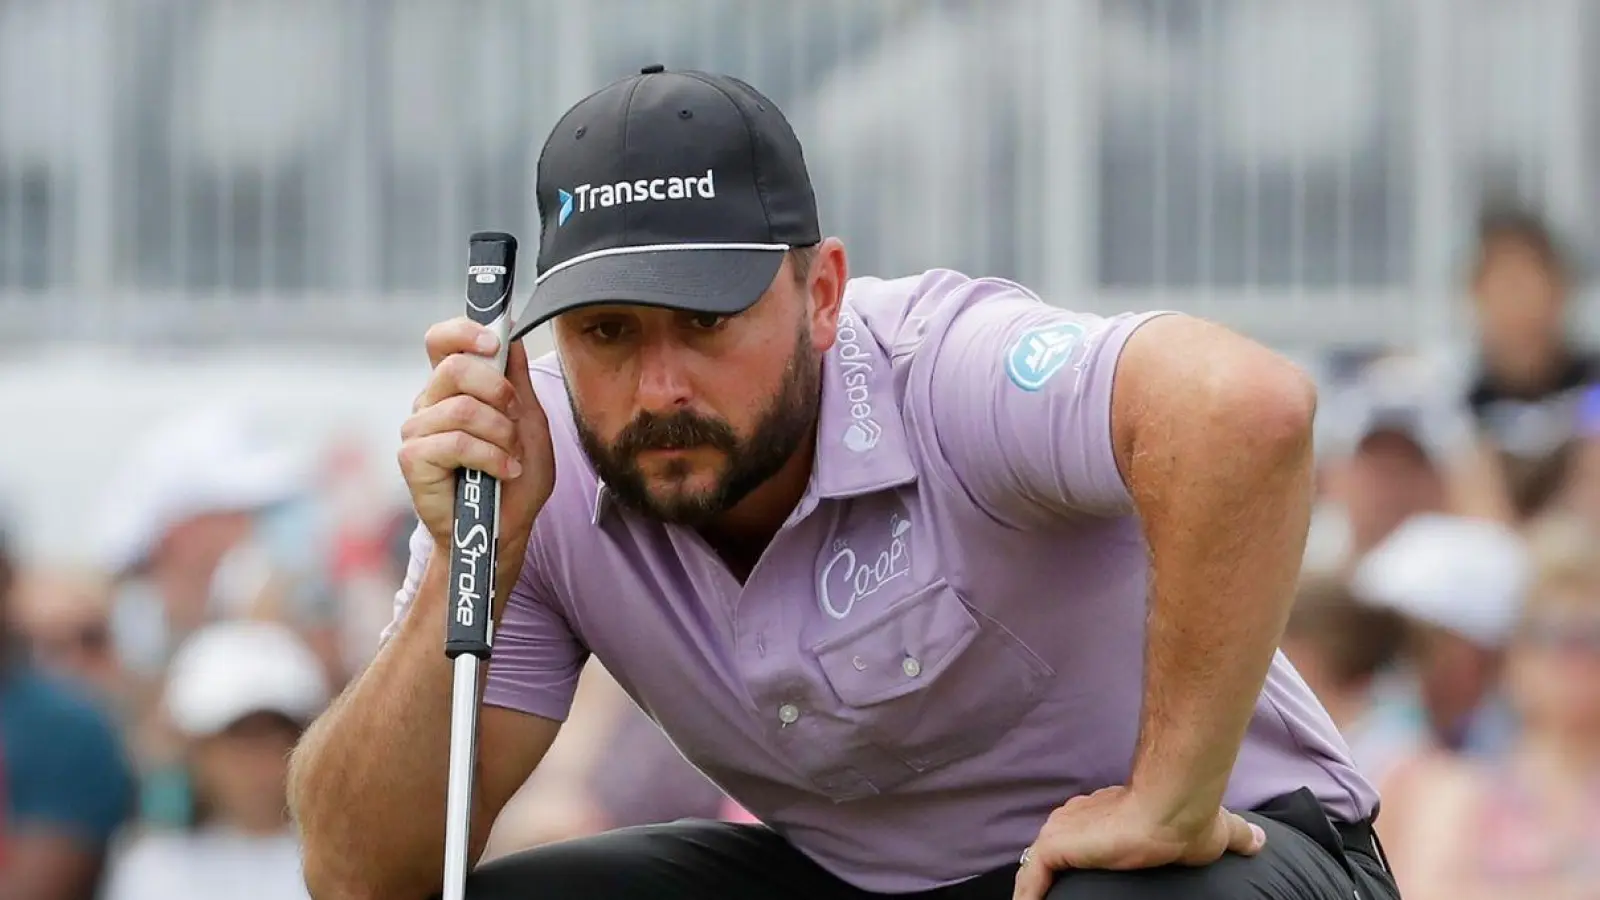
[809,303,917,500]
[589,303,916,526]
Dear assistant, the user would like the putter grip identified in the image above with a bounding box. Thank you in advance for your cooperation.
[445,232,518,659]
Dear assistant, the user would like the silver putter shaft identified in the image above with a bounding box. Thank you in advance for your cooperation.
[441,231,518,900]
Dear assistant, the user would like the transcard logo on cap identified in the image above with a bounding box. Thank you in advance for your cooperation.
[557,169,718,226]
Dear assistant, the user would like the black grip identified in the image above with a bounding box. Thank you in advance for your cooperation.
[445,467,498,658]
[463,231,518,326]
[445,231,519,660]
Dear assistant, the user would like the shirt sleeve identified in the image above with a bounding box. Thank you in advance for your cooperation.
[381,522,589,723]
[922,289,1172,528]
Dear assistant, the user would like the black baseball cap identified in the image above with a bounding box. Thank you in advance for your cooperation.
[510,65,821,341]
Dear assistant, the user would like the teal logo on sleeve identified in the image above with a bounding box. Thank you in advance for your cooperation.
[1005,321,1085,391]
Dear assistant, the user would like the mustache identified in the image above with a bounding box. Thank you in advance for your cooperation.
[613,410,739,457]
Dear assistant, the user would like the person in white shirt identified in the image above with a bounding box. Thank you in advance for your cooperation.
[104,619,330,900]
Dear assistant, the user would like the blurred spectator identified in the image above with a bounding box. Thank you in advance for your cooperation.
[1279,574,1408,779]
[92,407,317,826]
[1454,203,1599,524]
[95,407,308,686]
[0,516,138,899]
[1306,353,1464,574]
[10,568,121,702]
[1350,513,1530,781]
[103,620,330,900]
[1377,514,1600,899]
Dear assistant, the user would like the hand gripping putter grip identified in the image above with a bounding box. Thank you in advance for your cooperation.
[442,231,517,900]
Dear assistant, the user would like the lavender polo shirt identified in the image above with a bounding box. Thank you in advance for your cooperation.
[387,269,1378,893]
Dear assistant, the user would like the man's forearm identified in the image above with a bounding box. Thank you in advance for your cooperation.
[289,553,480,899]
[1123,378,1317,832]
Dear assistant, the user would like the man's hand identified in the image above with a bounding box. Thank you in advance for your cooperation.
[1011,786,1266,900]
[398,318,555,613]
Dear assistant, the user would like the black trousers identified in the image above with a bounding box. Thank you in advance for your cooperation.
[449,788,1401,900]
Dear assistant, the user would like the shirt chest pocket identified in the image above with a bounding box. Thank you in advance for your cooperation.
[808,578,1054,780]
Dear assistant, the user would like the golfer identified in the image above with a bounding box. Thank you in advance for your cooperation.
[288,66,1400,900]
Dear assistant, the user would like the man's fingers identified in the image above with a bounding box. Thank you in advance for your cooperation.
[414,351,519,416]
[401,394,517,454]
[1011,849,1052,900]
[398,431,522,484]
[425,317,500,370]
[1227,814,1267,857]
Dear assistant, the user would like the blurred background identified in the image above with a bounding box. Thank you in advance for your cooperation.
[1,1,1598,898]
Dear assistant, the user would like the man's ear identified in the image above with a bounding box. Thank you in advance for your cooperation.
[807,237,849,353]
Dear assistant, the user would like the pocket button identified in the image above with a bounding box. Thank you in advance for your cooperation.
[778,703,801,725]
[901,656,922,678]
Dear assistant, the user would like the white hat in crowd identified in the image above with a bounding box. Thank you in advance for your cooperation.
[94,407,307,575]
[1351,513,1532,648]
[163,619,331,738]
[1314,353,1474,464]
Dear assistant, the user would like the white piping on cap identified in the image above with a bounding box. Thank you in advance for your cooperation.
[533,242,791,285]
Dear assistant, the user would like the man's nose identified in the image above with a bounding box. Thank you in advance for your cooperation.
[635,339,694,414]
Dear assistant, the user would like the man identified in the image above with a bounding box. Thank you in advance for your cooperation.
[97,406,309,698]
[1453,204,1599,522]
[1305,353,1462,575]
[10,567,121,702]
[288,67,1398,900]
[94,406,314,828]
[0,511,138,899]
[103,619,332,900]
[1350,514,1529,772]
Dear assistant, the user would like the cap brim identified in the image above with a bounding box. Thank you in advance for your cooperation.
[511,248,785,341]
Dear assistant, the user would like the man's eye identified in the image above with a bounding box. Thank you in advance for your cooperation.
[585,321,628,342]
[687,313,727,331]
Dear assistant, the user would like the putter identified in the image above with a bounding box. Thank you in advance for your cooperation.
[442,231,519,900]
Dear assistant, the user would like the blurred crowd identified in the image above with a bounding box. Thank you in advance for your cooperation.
[1,201,1598,899]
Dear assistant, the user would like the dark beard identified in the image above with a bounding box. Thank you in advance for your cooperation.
[572,325,820,527]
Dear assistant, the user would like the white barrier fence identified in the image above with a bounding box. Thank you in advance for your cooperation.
[0,0,1596,354]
